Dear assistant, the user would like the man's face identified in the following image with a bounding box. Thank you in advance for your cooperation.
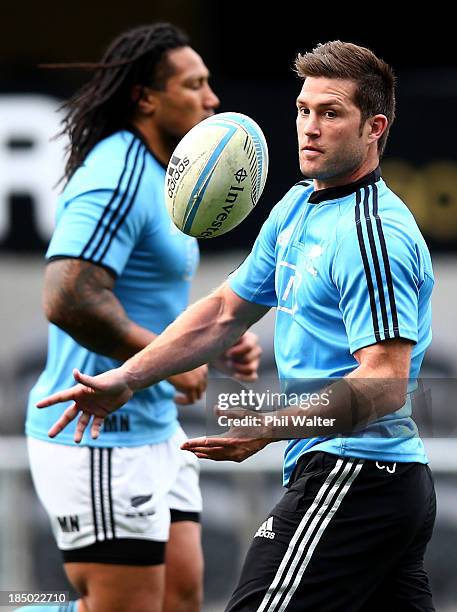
[296,77,371,184]
[152,46,220,140]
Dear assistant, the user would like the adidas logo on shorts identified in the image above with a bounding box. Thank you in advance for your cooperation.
[255,516,275,540]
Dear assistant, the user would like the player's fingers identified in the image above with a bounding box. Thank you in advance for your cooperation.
[234,370,259,382]
[175,393,195,405]
[195,383,206,400]
[228,345,261,361]
[197,364,209,380]
[47,403,79,438]
[231,359,260,374]
[214,407,252,419]
[195,449,235,461]
[74,412,91,444]
[192,381,207,402]
[189,386,199,403]
[36,387,79,408]
[181,437,207,449]
[194,452,213,459]
[192,370,208,397]
[174,393,193,406]
[185,445,226,454]
[90,416,105,440]
[194,452,225,460]
[226,340,261,360]
[182,437,233,450]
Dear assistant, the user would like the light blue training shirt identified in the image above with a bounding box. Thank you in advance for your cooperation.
[229,168,434,484]
[27,129,199,446]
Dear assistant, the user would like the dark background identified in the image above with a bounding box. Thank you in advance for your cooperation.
[1,2,456,253]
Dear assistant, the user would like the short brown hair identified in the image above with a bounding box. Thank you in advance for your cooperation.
[295,41,396,156]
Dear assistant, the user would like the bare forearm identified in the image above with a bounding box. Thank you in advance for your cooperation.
[271,377,404,438]
[44,259,157,361]
[263,342,411,439]
[59,300,157,361]
[122,290,254,390]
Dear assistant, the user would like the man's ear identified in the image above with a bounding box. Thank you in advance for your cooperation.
[131,85,158,115]
[367,114,388,145]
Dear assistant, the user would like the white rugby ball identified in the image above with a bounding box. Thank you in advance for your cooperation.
[165,112,268,238]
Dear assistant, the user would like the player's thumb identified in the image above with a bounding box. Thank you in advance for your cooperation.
[73,368,98,389]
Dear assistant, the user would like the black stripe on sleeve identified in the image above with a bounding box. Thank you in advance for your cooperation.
[90,448,99,542]
[95,147,147,264]
[372,183,400,336]
[45,256,118,279]
[80,135,138,259]
[86,141,144,262]
[363,186,390,339]
[355,189,381,342]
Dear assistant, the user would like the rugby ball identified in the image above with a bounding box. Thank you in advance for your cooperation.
[165,112,268,238]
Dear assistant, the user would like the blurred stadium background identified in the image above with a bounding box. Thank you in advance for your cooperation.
[1,3,456,610]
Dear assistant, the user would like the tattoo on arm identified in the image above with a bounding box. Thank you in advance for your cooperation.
[44,259,143,359]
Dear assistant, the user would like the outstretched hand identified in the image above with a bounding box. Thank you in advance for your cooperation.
[36,332,261,443]
[181,433,270,462]
[182,408,272,462]
[36,367,133,443]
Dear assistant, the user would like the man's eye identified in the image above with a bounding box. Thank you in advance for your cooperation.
[325,111,337,118]
[298,108,310,116]
[186,80,204,90]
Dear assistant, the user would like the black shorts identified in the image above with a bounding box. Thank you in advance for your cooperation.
[62,510,200,566]
[226,452,436,612]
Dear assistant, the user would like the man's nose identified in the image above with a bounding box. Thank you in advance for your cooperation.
[303,115,320,137]
[204,84,220,110]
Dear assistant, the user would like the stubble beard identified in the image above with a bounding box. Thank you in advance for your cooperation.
[300,146,365,183]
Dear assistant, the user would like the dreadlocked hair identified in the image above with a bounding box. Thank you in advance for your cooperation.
[47,23,189,183]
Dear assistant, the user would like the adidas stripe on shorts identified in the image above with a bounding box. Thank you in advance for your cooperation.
[27,427,201,565]
[226,451,436,612]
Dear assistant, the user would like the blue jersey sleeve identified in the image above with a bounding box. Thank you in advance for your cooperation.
[332,217,420,354]
[47,146,149,277]
[228,205,280,306]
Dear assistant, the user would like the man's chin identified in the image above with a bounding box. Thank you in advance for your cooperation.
[299,162,321,179]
